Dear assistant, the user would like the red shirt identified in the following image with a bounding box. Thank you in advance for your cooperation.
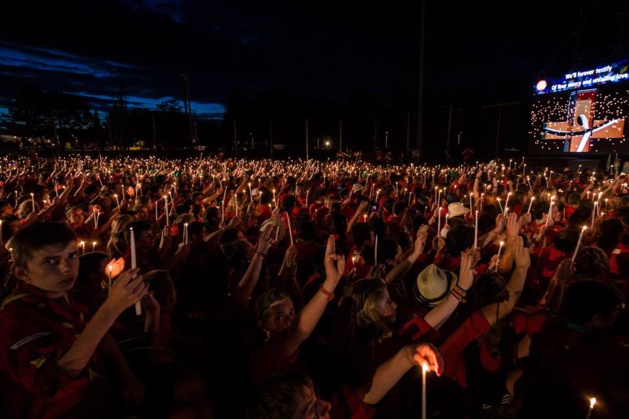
[249,334,300,387]
[0,283,114,418]
[439,311,491,388]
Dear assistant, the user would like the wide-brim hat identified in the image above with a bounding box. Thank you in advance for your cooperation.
[447,202,469,218]
[413,264,458,307]
[352,183,364,193]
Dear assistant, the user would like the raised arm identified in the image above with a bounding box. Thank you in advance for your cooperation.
[481,236,530,326]
[282,235,344,355]
[363,343,443,404]
[424,248,475,330]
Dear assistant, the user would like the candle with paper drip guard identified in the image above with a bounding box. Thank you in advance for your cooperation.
[572,226,587,262]
[129,227,142,316]
[585,398,596,419]
[494,241,504,272]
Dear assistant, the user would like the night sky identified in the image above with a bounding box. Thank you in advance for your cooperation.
[0,0,623,127]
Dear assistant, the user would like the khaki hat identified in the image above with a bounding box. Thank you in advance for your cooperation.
[352,183,364,193]
[413,264,458,307]
[447,202,469,218]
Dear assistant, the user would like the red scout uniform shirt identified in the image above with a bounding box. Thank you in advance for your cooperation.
[0,283,113,418]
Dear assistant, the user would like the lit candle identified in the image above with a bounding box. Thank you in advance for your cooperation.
[272,189,276,204]
[445,213,449,226]
[183,222,189,244]
[374,234,378,265]
[80,241,85,255]
[591,201,598,229]
[422,363,429,419]
[494,241,504,272]
[30,193,35,213]
[305,189,309,207]
[496,198,503,213]
[92,241,97,252]
[545,202,554,228]
[469,194,473,210]
[113,194,119,208]
[164,195,169,226]
[527,197,535,213]
[572,226,587,262]
[585,398,596,419]
[285,212,294,245]
[437,206,442,239]
[605,198,608,210]
[155,201,159,220]
[248,182,253,201]
[473,211,478,249]
[0,219,3,245]
[129,227,141,316]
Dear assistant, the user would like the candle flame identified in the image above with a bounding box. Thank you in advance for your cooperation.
[590,398,596,408]
[422,363,429,372]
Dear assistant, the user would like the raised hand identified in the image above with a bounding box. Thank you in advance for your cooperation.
[405,343,444,377]
[324,235,345,282]
[105,268,148,316]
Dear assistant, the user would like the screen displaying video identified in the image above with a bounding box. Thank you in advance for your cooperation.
[529,59,629,154]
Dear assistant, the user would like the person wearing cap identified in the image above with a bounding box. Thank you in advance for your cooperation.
[249,235,345,386]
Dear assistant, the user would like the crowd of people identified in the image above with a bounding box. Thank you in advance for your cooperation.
[0,153,627,418]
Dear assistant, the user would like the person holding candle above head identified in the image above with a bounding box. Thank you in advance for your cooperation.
[0,222,147,418]
[327,247,474,417]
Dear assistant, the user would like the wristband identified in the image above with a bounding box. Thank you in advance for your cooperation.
[319,285,334,301]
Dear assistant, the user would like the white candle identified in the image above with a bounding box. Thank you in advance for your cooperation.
[445,214,449,226]
[496,198,503,213]
[305,189,309,207]
[572,226,587,262]
[92,241,97,252]
[473,211,478,249]
[469,194,473,210]
[437,206,442,238]
[114,194,120,208]
[422,363,428,419]
[129,227,141,316]
[494,241,504,271]
[505,193,511,216]
[184,223,189,245]
[545,202,554,227]
[584,398,596,419]
[527,197,535,213]
[164,195,169,226]
[155,202,159,220]
[0,219,3,245]
[286,212,294,245]
[248,182,253,201]
[591,201,597,229]
[30,193,35,213]
[374,234,378,265]
[80,241,85,255]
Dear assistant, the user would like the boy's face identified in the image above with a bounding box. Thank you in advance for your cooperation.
[14,241,79,298]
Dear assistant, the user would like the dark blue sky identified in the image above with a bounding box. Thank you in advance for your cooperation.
[0,0,617,121]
